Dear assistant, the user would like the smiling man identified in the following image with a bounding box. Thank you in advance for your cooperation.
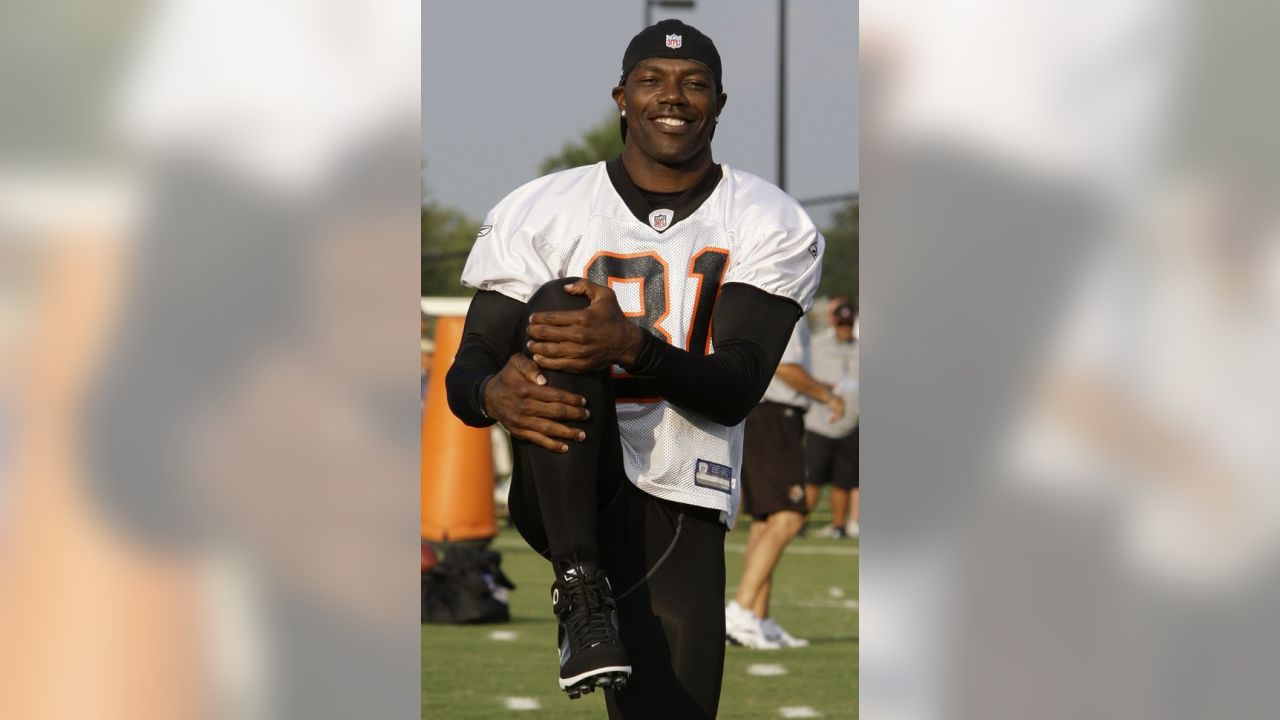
[445,20,823,718]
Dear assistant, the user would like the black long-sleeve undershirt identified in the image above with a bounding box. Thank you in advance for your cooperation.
[445,290,524,428]
[444,283,801,428]
[622,283,799,425]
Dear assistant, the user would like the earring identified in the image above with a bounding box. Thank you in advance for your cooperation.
[621,109,627,117]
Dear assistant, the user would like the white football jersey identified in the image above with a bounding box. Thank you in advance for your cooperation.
[461,160,823,526]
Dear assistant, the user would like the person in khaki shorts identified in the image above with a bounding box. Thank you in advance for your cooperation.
[726,320,844,649]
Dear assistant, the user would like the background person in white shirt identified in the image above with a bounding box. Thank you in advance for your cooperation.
[726,320,845,649]
[804,298,859,537]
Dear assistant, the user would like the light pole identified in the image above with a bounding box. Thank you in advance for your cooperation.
[778,0,787,191]
[645,0,695,28]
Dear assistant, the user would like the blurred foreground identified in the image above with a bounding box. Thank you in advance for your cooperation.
[0,2,420,718]
[862,1,1280,718]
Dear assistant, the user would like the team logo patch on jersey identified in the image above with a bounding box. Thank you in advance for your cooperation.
[694,459,733,493]
[648,209,673,232]
[477,225,492,238]
[665,34,683,49]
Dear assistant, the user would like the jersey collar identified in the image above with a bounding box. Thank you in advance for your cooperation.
[606,157,723,233]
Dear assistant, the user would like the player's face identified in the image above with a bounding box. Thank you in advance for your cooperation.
[614,58,726,166]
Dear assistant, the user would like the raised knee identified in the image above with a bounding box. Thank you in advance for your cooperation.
[527,277,589,313]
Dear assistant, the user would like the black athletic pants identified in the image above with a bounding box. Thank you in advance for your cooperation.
[506,279,728,719]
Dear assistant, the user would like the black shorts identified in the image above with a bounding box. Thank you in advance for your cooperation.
[805,427,859,490]
[740,401,809,519]
[509,472,728,719]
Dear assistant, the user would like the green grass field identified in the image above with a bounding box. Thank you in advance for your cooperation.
[422,508,858,719]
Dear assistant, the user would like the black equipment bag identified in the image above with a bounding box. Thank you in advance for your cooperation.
[421,546,516,624]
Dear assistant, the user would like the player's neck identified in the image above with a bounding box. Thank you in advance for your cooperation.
[620,145,715,193]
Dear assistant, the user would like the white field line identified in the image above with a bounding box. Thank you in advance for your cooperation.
[779,706,822,718]
[790,599,859,611]
[726,543,858,556]
[723,589,858,611]
[488,630,518,641]
[503,697,541,711]
[747,663,788,677]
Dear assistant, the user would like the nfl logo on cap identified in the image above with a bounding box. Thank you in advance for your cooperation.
[665,34,682,49]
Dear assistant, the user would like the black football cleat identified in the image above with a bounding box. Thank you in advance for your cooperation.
[551,561,631,698]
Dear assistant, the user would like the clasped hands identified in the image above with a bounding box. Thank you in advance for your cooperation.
[482,279,644,452]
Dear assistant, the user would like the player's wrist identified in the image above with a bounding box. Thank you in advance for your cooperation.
[621,325,664,376]
[477,374,496,422]
[618,322,645,366]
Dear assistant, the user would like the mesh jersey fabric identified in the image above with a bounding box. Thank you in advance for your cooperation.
[461,161,823,526]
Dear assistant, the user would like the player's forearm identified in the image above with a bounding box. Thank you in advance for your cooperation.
[625,335,772,425]
[445,290,524,427]
[624,283,800,426]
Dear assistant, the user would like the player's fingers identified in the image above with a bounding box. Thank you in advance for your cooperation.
[575,279,610,301]
[510,428,570,453]
[528,309,586,327]
[524,323,584,343]
[518,416,582,444]
[527,340,587,359]
[509,353,548,386]
[525,385,588,407]
[562,279,590,296]
[530,354,593,372]
[584,281,614,304]
[526,399,591,425]
[532,417,585,443]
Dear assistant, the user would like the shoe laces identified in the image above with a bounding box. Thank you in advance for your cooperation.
[561,569,614,649]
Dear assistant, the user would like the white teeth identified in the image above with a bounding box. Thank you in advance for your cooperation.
[655,117,687,126]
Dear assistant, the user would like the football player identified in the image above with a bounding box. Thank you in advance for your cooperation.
[446,19,823,718]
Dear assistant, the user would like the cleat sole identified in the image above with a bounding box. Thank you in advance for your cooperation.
[562,669,630,698]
